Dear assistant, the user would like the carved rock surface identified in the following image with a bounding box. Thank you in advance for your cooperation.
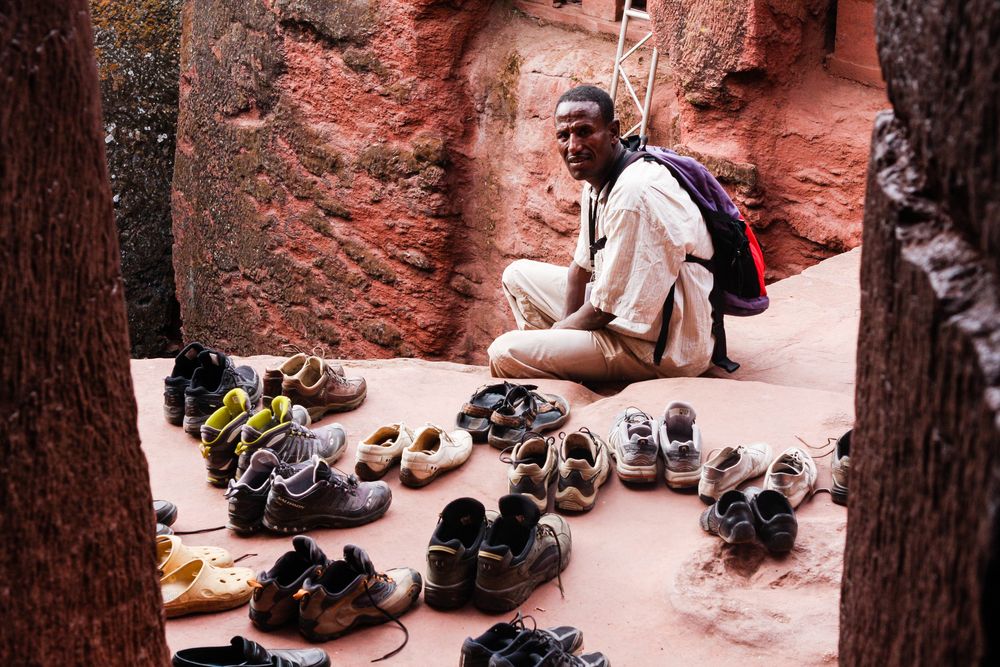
[92,0,182,356]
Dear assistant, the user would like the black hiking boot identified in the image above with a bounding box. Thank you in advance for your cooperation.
[183,349,262,436]
[249,536,329,631]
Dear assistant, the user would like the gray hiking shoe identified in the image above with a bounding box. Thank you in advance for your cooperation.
[658,401,703,489]
[608,407,659,484]
[236,396,345,478]
[262,458,392,534]
[225,449,310,535]
[474,494,572,613]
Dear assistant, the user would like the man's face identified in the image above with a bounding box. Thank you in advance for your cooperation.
[554,101,620,186]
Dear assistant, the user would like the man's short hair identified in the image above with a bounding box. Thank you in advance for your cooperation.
[556,85,615,125]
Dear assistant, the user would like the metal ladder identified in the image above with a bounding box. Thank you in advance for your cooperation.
[609,0,659,142]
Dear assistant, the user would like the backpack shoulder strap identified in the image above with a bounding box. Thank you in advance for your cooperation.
[588,148,645,264]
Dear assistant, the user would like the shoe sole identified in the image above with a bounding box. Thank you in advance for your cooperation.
[555,466,610,513]
[831,482,848,506]
[665,467,702,489]
[164,593,251,618]
[354,456,401,481]
[424,578,474,610]
[613,459,657,484]
[473,546,571,613]
[399,466,452,488]
[226,519,263,535]
[261,502,390,534]
[305,392,367,421]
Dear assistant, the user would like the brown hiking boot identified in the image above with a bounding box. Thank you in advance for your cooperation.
[474,494,572,613]
[281,356,366,421]
[263,353,345,404]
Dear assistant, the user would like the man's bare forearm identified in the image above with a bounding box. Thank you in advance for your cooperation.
[564,261,591,319]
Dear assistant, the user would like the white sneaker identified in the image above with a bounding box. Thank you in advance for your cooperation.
[400,424,473,488]
[698,442,772,504]
[354,423,413,481]
[608,407,659,484]
[764,447,818,508]
[658,401,702,489]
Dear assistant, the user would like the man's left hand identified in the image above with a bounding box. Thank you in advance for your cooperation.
[551,302,616,331]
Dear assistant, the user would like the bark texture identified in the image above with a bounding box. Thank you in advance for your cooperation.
[0,1,170,665]
[839,0,1000,664]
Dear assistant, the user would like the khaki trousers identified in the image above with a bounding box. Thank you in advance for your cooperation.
[488,260,671,382]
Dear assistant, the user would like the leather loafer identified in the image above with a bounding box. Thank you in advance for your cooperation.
[172,636,329,667]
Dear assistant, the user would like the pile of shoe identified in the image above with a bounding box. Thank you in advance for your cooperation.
[353,423,474,487]
[158,535,254,618]
[200,388,346,488]
[608,402,703,489]
[226,449,392,535]
[172,636,329,667]
[457,382,570,449]
[424,495,571,613]
[249,537,420,660]
[698,443,821,553]
[503,429,612,513]
[462,614,610,666]
[163,342,263,436]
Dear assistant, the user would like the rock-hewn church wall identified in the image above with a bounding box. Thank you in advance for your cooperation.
[172,0,884,361]
[92,0,182,356]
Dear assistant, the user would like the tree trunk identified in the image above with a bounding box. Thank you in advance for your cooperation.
[0,1,170,665]
[840,0,1000,664]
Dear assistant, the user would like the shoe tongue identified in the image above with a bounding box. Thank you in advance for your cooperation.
[223,388,249,413]
[230,636,269,663]
[293,535,327,565]
[199,348,228,368]
[343,544,375,576]
[441,497,486,529]
[271,395,292,423]
[498,493,540,528]
[249,448,280,470]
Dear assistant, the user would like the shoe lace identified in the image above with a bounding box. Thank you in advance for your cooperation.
[538,524,565,599]
[289,422,315,439]
[618,406,651,426]
[363,573,409,662]
[794,435,838,459]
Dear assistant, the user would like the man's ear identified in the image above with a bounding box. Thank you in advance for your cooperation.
[609,118,621,141]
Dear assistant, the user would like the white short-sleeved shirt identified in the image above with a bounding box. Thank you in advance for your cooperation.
[572,159,715,375]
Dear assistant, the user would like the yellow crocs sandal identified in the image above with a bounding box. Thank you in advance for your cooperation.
[161,558,254,618]
[156,535,234,577]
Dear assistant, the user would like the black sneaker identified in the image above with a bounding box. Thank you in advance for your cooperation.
[249,536,329,631]
[748,487,798,553]
[425,497,492,610]
[262,458,392,534]
[225,449,309,535]
[171,636,329,667]
[164,342,204,425]
[699,489,756,544]
[491,641,610,667]
[297,545,422,658]
[461,614,583,667]
[474,494,572,614]
[184,349,262,436]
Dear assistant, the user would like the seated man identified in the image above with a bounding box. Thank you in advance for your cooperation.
[488,85,715,382]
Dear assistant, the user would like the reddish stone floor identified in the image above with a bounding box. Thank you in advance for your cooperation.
[142,250,859,665]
